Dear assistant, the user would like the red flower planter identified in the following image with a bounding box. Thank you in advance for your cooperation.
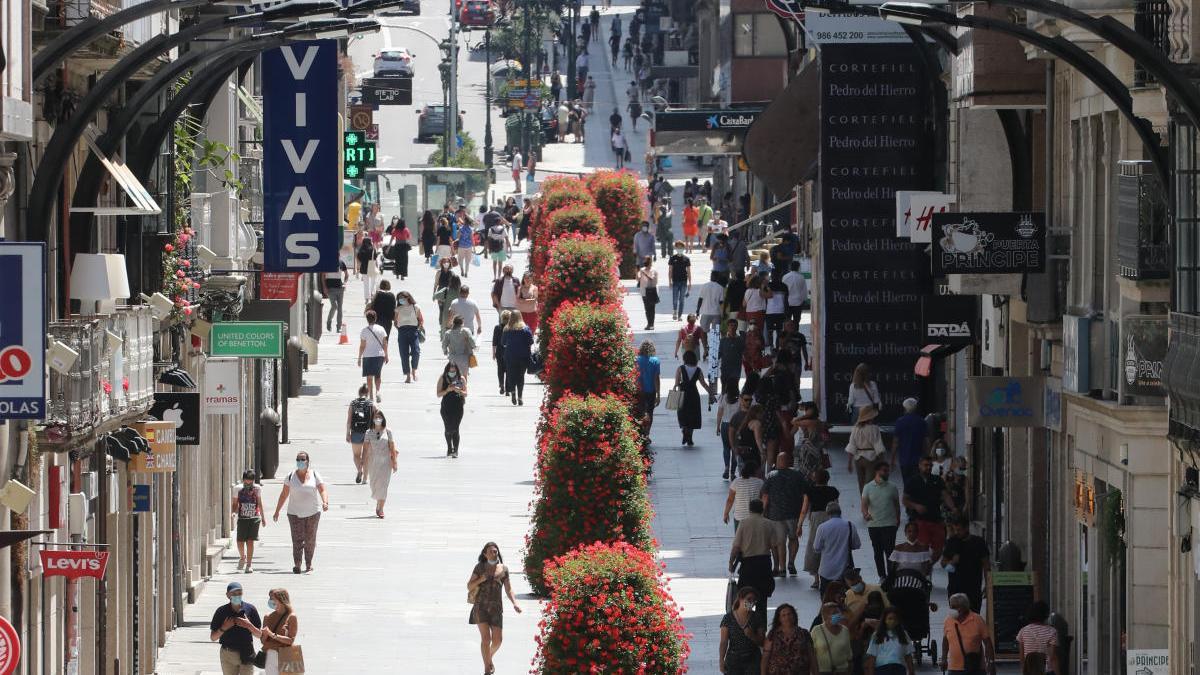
[587,170,646,279]
[537,235,624,355]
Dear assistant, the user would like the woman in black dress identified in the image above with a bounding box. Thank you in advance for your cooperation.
[466,541,522,675]
[388,218,411,279]
[419,210,436,261]
[436,362,467,457]
[673,350,713,446]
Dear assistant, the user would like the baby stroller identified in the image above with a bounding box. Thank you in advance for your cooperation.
[885,568,938,665]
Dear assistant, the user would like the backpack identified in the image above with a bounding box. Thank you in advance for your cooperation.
[349,397,373,433]
[488,225,506,252]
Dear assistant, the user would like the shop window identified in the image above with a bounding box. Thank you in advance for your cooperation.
[733,13,787,58]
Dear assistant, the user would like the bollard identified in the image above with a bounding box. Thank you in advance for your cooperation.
[258,408,281,479]
[285,336,304,398]
[306,288,324,341]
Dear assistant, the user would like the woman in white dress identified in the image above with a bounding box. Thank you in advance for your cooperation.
[365,412,398,518]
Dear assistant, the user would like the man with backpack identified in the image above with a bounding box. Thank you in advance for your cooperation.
[484,212,512,281]
[345,385,375,484]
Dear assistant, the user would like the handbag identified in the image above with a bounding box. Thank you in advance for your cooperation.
[417,326,427,344]
[429,253,440,268]
[956,623,985,673]
[665,387,683,411]
[252,610,291,668]
[468,353,479,368]
[277,645,305,674]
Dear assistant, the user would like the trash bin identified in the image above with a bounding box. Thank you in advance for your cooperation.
[258,408,281,479]
[286,336,304,398]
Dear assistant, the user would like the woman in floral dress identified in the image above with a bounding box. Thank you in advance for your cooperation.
[763,603,817,674]
[467,542,522,675]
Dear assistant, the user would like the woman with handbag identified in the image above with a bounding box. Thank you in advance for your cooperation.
[636,256,659,329]
[811,602,854,675]
[437,362,469,458]
[245,588,300,675]
[365,412,398,518]
[501,312,535,406]
[467,542,522,675]
[442,316,477,380]
[394,291,424,384]
[846,362,881,425]
[674,350,714,446]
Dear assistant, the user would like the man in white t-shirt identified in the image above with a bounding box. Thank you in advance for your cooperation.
[357,310,390,402]
[491,264,520,312]
[694,272,726,332]
[447,286,483,334]
[511,150,523,193]
[782,260,809,325]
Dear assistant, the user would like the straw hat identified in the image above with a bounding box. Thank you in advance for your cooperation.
[856,405,880,424]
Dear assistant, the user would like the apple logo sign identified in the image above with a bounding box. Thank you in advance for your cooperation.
[161,402,185,429]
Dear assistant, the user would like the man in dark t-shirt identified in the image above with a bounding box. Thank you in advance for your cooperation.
[762,453,809,575]
[209,581,262,673]
[941,515,991,612]
[903,456,949,560]
[667,243,692,320]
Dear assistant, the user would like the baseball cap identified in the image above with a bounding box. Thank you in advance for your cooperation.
[227,582,243,593]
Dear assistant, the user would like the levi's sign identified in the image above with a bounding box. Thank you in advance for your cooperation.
[262,41,339,272]
[40,550,109,580]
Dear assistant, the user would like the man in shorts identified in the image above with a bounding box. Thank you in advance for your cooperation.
[230,470,264,573]
[761,452,807,576]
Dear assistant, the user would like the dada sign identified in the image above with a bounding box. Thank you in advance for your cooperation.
[262,41,339,272]
[40,550,109,580]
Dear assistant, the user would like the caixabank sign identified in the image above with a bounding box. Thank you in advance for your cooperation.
[0,243,46,420]
[967,376,1044,427]
[262,41,340,272]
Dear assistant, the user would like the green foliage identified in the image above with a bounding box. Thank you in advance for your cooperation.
[491,5,559,60]
[426,131,488,193]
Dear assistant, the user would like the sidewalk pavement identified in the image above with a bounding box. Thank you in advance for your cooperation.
[155,252,545,674]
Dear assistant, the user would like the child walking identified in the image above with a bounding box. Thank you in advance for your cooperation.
[231,469,265,573]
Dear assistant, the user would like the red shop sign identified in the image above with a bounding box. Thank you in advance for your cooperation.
[259,272,300,305]
[39,550,109,580]
[0,615,19,675]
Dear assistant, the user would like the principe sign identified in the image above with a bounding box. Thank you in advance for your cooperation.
[931,212,1046,275]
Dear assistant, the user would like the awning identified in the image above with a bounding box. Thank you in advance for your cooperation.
[69,126,162,216]
[914,343,967,377]
[742,57,819,199]
[0,531,52,550]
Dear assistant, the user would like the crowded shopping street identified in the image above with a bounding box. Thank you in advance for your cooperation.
[1,0,1198,672]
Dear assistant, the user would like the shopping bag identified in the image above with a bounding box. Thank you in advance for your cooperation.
[724,576,739,613]
[278,645,305,673]
[469,353,479,368]
[429,253,440,268]
[473,253,482,267]
[665,388,683,411]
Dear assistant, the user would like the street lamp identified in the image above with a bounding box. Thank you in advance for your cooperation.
[25,0,343,246]
[876,2,1170,189]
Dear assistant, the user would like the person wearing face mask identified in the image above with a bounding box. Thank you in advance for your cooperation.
[231,470,265,574]
[209,581,261,674]
[864,607,916,675]
[636,256,660,330]
[272,452,329,574]
[811,601,853,675]
[842,567,890,619]
[241,588,299,675]
[393,291,424,383]
[718,587,765,675]
[364,411,398,518]
[940,515,990,613]
[930,439,953,477]
[634,221,656,262]
[437,362,468,457]
[940,592,994,675]
[889,520,934,576]
[467,542,522,675]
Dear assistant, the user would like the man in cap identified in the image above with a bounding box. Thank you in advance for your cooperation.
[209,581,262,674]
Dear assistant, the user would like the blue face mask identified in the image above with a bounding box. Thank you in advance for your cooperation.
[296,460,308,470]
[830,613,844,625]
[230,595,243,607]
[268,599,277,611]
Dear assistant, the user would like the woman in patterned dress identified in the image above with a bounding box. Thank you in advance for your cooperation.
[467,542,522,675]
[762,603,817,674]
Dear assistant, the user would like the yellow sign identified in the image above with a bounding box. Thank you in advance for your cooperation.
[1073,469,1095,525]
[130,421,177,473]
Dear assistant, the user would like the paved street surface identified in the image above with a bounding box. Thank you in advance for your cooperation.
[156,3,969,672]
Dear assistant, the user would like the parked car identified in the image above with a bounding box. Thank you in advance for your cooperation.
[416,105,465,142]
[373,49,415,77]
[459,0,495,27]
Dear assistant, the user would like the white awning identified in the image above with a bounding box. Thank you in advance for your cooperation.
[69,125,162,216]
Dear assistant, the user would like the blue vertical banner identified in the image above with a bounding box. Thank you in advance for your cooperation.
[262,40,340,272]
[0,243,46,420]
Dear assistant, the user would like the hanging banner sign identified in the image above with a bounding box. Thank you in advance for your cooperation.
[1121,315,1166,398]
[262,40,340,272]
[920,295,979,345]
[204,358,242,415]
[259,272,300,304]
[967,376,1044,427]
[896,190,941,238]
[145,394,199,447]
[0,243,46,420]
[0,614,20,674]
[931,212,1046,275]
[908,193,955,243]
[39,550,110,580]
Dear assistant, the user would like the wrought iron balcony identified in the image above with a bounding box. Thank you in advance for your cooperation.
[1166,312,1200,435]
[1134,0,1172,86]
[1117,161,1170,280]
[47,318,104,433]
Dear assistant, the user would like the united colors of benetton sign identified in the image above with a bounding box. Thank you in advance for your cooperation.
[262,41,340,272]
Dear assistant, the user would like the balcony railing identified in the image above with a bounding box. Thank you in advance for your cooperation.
[47,318,104,433]
[1134,0,1172,86]
[1117,160,1170,280]
[1166,312,1200,435]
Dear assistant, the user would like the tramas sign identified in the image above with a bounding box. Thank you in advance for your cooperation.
[262,41,340,272]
